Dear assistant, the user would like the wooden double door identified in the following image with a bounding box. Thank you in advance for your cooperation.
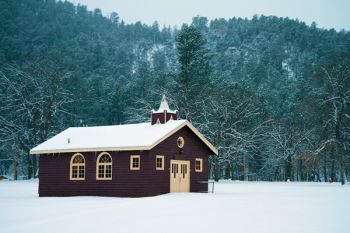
[170,160,190,192]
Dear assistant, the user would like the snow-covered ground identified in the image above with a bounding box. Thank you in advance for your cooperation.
[1,180,349,233]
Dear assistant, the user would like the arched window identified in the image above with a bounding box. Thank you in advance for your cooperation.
[96,152,112,180]
[70,153,85,180]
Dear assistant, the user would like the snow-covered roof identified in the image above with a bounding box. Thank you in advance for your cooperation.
[152,95,177,114]
[30,120,218,155]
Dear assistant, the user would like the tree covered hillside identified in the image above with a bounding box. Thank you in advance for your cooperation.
[0,0,349,183]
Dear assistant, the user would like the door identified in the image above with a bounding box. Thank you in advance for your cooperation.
[170,160,190,192]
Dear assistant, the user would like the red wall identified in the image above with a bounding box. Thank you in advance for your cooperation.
[39,126,211,197]
[151,111,177,125]
[148,126,209,193]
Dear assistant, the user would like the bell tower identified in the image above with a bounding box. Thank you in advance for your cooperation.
[151,95,178,125]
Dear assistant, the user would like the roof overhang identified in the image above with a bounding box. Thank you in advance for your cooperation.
[30,146,151,155]
[30,121,218,155]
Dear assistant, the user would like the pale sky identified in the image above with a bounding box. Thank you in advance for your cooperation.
[71,0,350,31]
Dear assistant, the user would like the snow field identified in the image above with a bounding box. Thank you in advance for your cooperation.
[0,180,349,233]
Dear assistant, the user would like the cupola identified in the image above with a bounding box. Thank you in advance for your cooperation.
[151,95,178,125]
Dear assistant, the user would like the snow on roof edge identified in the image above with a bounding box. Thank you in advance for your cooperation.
[30,120,218,156]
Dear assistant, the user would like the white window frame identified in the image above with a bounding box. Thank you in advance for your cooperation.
[177,136,185,148]
[96,152,112,180]
[70,153,85,180]
[130,155,140,170]
[156,155,164,170]
[195,158,203,172]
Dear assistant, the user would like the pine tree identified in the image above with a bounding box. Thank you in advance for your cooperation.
[174,25,212,121]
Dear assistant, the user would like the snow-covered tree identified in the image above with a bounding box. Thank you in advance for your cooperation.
[0,63,72,178]
[312,54,350,184]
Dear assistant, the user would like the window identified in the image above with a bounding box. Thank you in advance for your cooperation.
[96,152,112,180]
[195,158,203,172]
[177,137,185,148]
[156,155,164,170]
[130,155,140,170]
[70,153,85,180]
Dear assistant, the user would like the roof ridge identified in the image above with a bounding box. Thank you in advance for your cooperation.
[68,121,152,129]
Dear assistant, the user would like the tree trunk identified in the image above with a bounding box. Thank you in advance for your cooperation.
[336,122,347,185]
[32,155,38,178]
[316,169,321,182]
[214,155,220,182]
[243,154,247,181]
[285,155,292,181]
[224,161,231,179]
[338,145,347,185]
[274,168,279,181]
[299,158,304,181]
[13,154,17,181]
[27,153,33,179]
[323,154,328,182]
[231,162,236,180]
[335,100,347,185]
[331,159,336,182]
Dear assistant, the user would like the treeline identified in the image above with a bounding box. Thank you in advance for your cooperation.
[0,0,349,183]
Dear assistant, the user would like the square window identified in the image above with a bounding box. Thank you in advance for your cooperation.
[195,158,203,172]
[156,155,164,170]
[132,157,139,168]
[130,155,140,170]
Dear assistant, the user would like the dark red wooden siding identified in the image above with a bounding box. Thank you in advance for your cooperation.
[148,126,210,193]
[151,111,177,125]
[39,125,212,197]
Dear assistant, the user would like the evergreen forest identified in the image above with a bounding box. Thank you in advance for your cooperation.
[0,0,349,183]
